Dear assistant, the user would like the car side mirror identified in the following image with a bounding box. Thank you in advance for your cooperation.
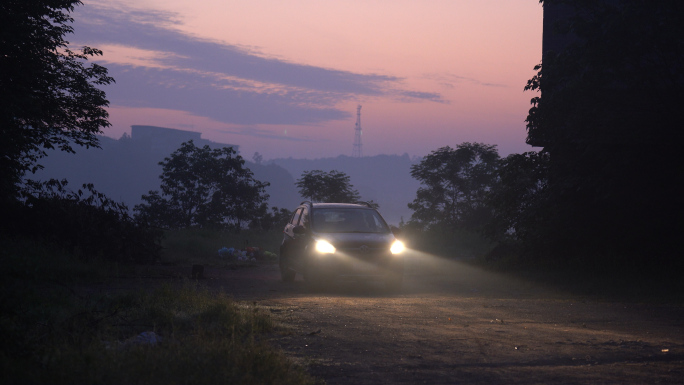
[293,225,306,235]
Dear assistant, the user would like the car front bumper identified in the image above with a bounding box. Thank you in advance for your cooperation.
[308,250,403,278]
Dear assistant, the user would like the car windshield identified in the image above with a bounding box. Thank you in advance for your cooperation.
[312,208,391,233]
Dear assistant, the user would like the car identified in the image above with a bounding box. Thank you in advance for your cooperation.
[279,201,405,290]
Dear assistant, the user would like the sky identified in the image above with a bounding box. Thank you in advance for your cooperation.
[71,0,543,160]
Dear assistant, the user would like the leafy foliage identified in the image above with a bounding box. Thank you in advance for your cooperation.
[135,141,270,230]
[295,170,361,203]
[408,143,499,231]
[0,0,114,206]
[484,151,549,243]
[0,1,163,267]
[249,205,293,231]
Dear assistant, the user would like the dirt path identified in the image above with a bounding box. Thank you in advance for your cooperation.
[181,255,683,384]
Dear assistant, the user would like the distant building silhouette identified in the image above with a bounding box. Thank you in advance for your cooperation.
[130,125,238,155]
[33,124,302,211]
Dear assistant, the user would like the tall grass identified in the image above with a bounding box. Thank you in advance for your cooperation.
[0,236,318,385]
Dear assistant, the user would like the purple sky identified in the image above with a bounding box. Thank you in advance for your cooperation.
[71,0,543,160]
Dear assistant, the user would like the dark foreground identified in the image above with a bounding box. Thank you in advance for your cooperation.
[147,256,684,384]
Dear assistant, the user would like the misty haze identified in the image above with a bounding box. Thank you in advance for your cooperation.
[35,125,420,226]
[3,1,683,384]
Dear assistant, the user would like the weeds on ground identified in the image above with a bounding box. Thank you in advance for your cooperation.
[0,237,319,385]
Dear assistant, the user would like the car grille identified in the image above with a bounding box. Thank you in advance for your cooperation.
[339,245,389,259]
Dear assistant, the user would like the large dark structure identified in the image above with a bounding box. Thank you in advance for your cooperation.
[541,2,575,57]
[526,0,684,264]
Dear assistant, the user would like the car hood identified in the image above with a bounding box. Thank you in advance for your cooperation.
[313,232,395,248]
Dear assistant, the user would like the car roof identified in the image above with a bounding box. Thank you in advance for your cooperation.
[304,202,373,210]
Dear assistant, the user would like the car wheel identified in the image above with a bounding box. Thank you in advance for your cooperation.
[279,254,296,282]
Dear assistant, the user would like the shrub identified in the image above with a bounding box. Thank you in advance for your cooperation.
[161,228,283,265]
[7,179,162,264]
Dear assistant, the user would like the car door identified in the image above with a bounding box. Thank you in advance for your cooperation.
[284,208,303,241]
[289,206,310,270]
[282,207,309,268]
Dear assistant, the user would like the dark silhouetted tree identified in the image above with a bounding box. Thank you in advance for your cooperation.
[135,141,269,230]
[484,151,550,245]
[408,143,499,231]
[18,179,161,263]
[1,0,114,207]
[249,205,293,231]
[295,170,361,203]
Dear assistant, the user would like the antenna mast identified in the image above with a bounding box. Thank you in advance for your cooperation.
[353,105,362,157]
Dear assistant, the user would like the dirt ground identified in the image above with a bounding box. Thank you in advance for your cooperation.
[136,254,684,384]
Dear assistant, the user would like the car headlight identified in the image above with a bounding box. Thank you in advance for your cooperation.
[315,240,336,254]
[390,240,405,254]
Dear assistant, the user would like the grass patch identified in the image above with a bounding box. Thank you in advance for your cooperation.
[160,228,282,265]
[0,236,319,385]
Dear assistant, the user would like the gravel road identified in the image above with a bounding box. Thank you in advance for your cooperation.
[197,253,683,384]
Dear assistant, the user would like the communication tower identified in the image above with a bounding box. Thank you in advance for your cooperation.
[352,105,362,157]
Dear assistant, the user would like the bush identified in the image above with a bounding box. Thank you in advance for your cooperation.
[160,228,283,265]
[6,179,162,264]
